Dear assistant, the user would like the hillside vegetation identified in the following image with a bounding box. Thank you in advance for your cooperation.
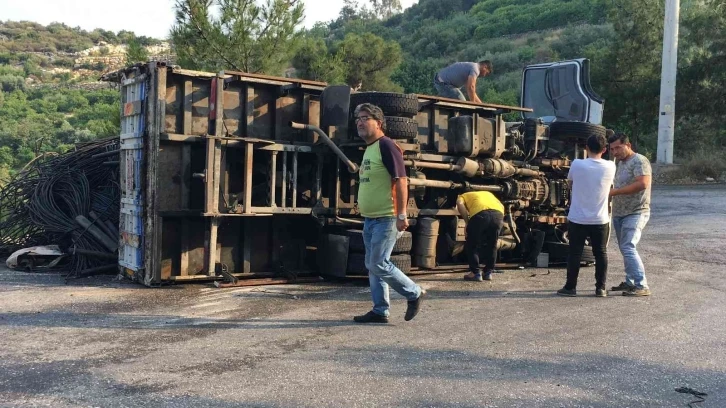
[1,0,725,184]
[299,0,724,163]
[0,21,170,182]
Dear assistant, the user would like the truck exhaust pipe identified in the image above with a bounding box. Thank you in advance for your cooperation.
[408,178,503,192]
[289,122,359,173]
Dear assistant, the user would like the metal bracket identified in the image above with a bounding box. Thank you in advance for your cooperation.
[279,83,301,96]
[406,198,419,212]
[310,202,326,227]
[418,100,436,109]
[215,263,237,284]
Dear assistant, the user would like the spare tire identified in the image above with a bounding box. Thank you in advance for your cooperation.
[392,231,413,253]
[389,254,412,274]
[350,92,419,118]
[549,121,606,140]
[346,229,413,254]
[383,116,418,140]
[347,253,412,275]
[346,230,366,253]
[546,242,596,265]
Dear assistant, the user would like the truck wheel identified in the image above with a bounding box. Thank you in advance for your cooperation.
[345,230,412,253]
[549,121,606,140]
[545,242,595,265]
[392,231,413,253]
[346,230,366,253]
[390,254,412,274]
[580,246,595,266]
[346,253,367,275]
[385,116,418,140]
[346,253,412,275]
[350,92,419,118]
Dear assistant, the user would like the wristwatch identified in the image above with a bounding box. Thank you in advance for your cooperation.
[397,213,407,221]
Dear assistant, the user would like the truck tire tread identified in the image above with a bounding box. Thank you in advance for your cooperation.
[350,92,419,118]
[385,116,418,140]
[346,230,412,253]
[549,121,607,140]
[346,253,412,275]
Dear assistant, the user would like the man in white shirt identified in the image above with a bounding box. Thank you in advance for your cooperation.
[557,134,616,297]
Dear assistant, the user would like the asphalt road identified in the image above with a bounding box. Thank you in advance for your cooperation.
[1,185,725,407]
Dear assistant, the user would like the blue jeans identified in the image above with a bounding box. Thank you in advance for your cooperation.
[433,76,466,101]
[612,212,650,289]
[363,217,422,317]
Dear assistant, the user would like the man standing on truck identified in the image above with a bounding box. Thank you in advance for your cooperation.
[556,134,616,297]
[456,191,505,282]
[608,132,653,297]
[352,103,425,324]
[433,61,492,103]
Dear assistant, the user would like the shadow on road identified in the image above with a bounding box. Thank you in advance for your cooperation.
[320,344,725,407]
[0,311,361,330]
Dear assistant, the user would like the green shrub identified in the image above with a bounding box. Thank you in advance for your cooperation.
[677,150,726,180]
[0,75,26,92]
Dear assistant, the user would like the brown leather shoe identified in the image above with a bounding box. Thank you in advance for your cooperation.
[623,287,651,297]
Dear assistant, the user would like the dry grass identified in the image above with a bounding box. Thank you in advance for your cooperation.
[679,150,726,179]
[656,150,726,184]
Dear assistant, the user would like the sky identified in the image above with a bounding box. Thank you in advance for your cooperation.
[0,0,418,40]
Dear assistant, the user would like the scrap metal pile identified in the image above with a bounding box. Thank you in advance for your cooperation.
[0,137,121,279]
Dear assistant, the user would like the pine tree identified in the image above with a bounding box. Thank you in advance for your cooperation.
[169,0,305,75]
[124,39,149,64]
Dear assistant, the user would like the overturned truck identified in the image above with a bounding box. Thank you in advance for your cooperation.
[102,58,605,286]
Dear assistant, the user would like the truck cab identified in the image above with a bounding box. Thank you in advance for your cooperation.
[520,58,604,125]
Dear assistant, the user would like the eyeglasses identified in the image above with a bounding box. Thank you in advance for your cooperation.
[355,116,374,123]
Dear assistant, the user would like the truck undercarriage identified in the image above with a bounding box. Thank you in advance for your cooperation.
[102,58,606,286]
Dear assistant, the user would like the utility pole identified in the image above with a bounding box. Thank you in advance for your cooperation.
[656,0,680,164]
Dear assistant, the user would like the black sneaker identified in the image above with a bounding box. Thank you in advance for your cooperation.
[353,311,389,324]
[596,288,607,297]
[404,289,426,321]
[610,281,635,291]
[557,287,577,297]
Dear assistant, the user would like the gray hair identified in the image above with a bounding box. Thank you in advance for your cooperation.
[353,103,386,131]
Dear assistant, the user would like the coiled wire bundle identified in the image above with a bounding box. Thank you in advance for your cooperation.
[0,137,121,279]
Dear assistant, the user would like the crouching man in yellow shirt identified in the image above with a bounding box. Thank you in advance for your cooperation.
[456,191,505,281]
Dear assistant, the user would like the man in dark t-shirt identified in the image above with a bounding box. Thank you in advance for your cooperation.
[434,60,492,103]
